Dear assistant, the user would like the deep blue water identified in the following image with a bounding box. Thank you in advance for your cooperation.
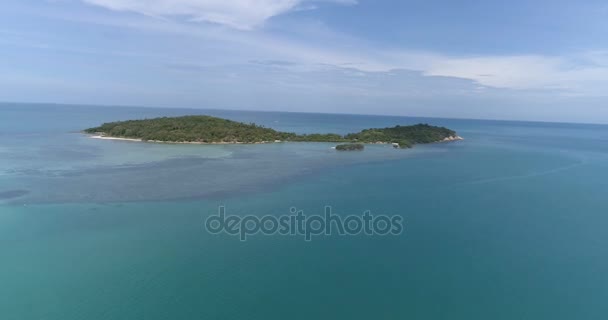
[2,103,608,319]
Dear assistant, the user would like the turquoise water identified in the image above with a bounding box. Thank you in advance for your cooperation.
[2,103,608,319]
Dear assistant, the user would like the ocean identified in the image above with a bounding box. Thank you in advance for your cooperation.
[1,103,608,319]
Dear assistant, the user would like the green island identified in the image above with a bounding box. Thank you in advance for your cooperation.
[84,115,462,149]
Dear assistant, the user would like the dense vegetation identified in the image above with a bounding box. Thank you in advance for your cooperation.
[291,133,346,142]
[346,124,457,148]
[84,116,296,143]
[335,143,365,151]
[84,115,458,148]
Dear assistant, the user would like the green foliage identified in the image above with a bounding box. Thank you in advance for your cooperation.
[84,115,296,143]
[346,123,456,147]
[335,143,364,151]
[392,140,413,149]
[84,116,457,147]
[291,133,347,142]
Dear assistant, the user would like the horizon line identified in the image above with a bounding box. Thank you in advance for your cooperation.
[2,100,607,127]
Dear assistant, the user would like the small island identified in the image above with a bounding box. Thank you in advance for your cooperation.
[84,115,462,149]
[335,143,365,151]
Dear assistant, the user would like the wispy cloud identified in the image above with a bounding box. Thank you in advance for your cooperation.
[82,0,356,30]
[13,1,608,97]
[424,53,608,96]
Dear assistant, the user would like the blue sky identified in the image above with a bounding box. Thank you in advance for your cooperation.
[1,0,608,122]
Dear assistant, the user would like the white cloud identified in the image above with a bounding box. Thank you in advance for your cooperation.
[6,0,608,122]
[35,3,608,97]
[424,55,567,89]
[14,0,608,100]
[82,0,355,30]
[423,54,608,95]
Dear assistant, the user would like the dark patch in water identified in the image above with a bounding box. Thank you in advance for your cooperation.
[0,190,29,199]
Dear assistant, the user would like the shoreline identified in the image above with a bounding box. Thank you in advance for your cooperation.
[90,135,143,142]
[88,134,280,145]
[87,134,464,145]
[441,135,464,142]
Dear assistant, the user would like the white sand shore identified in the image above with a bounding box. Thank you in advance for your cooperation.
[90,135,142,142]
[87,134,279,145]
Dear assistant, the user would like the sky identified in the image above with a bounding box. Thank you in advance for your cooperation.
[1,0,608,122]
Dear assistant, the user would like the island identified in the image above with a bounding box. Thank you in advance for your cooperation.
[84,115,463,149]
[335,143,365,151]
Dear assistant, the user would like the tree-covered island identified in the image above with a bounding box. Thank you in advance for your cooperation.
[84,115,462,148]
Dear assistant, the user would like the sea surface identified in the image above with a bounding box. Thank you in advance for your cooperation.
[1,103,608,319]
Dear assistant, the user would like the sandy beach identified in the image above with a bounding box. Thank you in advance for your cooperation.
[90,135,143,142]
[88,135,279,145]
